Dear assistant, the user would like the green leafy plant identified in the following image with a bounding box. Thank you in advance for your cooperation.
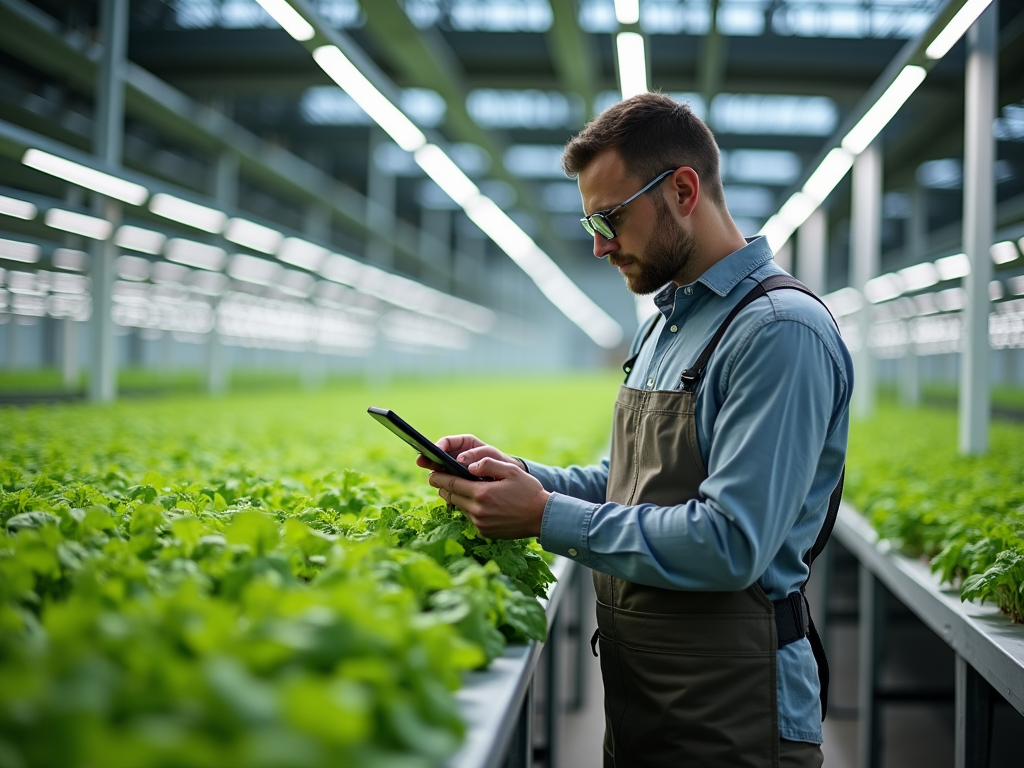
[847,403,1024,623]
[0,375,618,767]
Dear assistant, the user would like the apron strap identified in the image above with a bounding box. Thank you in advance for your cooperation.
[621,312,661,380]
[679,274,833,391]
[674,273,844,722]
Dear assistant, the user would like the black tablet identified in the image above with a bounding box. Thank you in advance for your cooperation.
[367,407,486,482]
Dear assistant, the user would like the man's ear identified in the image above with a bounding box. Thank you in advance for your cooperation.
[668,167,700,218]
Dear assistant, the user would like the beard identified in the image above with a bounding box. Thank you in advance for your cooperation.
[613,197,697,295]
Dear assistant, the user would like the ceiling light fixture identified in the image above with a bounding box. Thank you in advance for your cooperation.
[254,0,314,41]
[934,252,971,281]
[802,148,854,205]
[925,0,994,59]
[228,253,283,285]
[225,218,284,254]
[0,237,40,264]
[897,262,940,292]
[22,149,149,205]
[0,194,37,220]
[277,237,328,271]
[44,208,112,240]
[149,193,227,234]
[614,0,641,25]
[991,240,1018,264]
[616,32,648,100]
[312,45,427,152]
[841,65,926,155]
[165,238,227,272]
[414,144,480,207]
[52,248,88,272]
[115,225,167,255]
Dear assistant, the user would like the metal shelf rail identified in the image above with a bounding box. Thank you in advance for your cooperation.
[447,556,583,768]
[832,505,1024,768]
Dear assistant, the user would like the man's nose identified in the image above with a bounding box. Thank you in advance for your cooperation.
[593,231,618,259]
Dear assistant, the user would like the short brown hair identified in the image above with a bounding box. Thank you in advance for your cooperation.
[562,92,726,208]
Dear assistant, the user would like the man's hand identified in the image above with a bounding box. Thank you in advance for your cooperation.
[427,457,549,540]
[414,434,525,472]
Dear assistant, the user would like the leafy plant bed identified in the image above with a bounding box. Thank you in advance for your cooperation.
[846,404,1024,624]
[0,374,619,768]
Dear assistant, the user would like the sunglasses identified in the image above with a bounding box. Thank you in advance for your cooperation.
[579,169,677,240]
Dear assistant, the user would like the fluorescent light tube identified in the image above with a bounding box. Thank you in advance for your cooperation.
[44,208,112,240]
[0,194,37,220]
[22,149,148,205]
[926,0,994,60]
[312,45,426,152]
[934,252,970,280]
[802,148,854,204]
[225,218,284,254]
[864,273,905,304]
[897,262,940,291]
[0,237,40,263]
[320,252,367,287]
[776,191,816,230]
[165,238,227,272]
[115,225,167,255]
[152,261,191,284]
[52,248,88,271]
[757,215,796,255]
[149,193,227,234]
[414,144,480,207]
[616,32,648,100]
[255,0,314,41]
[822,287,864,317]
[991,240,1018,264]
[277,237,328,271]
[115,255,151,281]
[227,253,282,285]
[615,0,640,25]
[841,66,926,155]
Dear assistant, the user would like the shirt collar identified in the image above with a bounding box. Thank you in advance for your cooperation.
[652,235,774,310]
[697,236,774,297]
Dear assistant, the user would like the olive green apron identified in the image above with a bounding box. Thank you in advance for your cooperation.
[595,384,780,768]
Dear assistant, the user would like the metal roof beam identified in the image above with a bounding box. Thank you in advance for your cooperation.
[546,0,600,117]
[0,0,449,277]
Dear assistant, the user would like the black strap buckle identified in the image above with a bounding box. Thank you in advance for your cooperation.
[773,591,809,648]
[679,370,699,391]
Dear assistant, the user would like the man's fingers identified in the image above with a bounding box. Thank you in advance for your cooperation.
[468,457,519,480]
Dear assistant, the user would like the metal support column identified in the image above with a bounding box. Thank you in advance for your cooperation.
[958,2,997,456]
[797,208,827,296]
[851,143,882,419]
[900,183,928,406]
[61,319,79,389]
[857,566,884,768]
[419,207,454,293]
[366,129,396,271]
[954,655,993,768]
[88,0,128,403]
[4,316,16,370]
[207,150,238,396]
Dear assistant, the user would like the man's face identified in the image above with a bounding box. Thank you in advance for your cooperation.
[577,150,695,296]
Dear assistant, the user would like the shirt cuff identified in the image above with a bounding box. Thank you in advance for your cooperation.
[539,492,597,565]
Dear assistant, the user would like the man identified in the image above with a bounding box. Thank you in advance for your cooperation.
[419,93,853,767]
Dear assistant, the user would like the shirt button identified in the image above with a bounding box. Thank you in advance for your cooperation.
[683,286,694,295]
[670,324,678,333]
[646,377,654,387]
[567,548,578,557]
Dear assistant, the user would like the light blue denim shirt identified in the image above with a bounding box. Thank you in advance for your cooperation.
[528,236,853,743]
